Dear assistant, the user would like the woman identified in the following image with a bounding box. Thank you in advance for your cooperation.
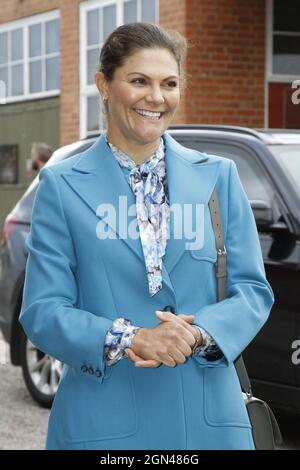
[20,23,274,450]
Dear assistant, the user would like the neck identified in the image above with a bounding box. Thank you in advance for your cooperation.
[106,131,161,165]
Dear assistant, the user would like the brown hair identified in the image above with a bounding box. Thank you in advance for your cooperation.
[99,22,187,81]
[31,142,53,163]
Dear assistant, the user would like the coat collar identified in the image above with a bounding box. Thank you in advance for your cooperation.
[61,132,221,298]
[70,131,209,174]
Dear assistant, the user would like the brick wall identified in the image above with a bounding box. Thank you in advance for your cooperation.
[160,0,266,128]
[59,0,80,146]
[1,0,266,144]
[159,0,187,124]
[0,0,60,22]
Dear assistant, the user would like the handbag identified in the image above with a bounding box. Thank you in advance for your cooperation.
[208,188,282,450]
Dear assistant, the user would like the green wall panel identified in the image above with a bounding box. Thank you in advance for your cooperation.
[0,97,59,230]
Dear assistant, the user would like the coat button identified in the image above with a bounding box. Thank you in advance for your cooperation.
[163,305,175,314]
[95,369,102,378]
[88,367,94,375]
[81,365,88,373]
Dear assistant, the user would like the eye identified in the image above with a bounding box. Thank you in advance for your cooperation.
[164,81,178,88]
[130,78,146,85]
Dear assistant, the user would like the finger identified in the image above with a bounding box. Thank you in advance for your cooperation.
[176,325,198,348]
[155,310,177,321]
[125,348,142,362]
[161,354,178,368]
[155,316,196,349]
[154,344,182,367]
[169,321,198,347]
[177,314,195,323]
[125,349,161,368]
[167,347,189,364]
[159,311,196,325]
[135,360,161,368]
[181,322,201,339]
[173,315,196,330]
[164,318,198,347]
[156,311,195,325]
[173,340,193,358]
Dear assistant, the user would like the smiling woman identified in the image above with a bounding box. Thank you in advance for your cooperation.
[95,24,185,164]
[19,22,274,450]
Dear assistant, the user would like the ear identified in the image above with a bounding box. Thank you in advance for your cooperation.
[95,71,109,98]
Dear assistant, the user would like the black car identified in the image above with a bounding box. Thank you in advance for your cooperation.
[1,125,299,409]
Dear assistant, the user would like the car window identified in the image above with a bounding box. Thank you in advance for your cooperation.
[268,144,300,195]
[179,139,274,206]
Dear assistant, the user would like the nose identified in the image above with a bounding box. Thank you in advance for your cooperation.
[145,85,165,105]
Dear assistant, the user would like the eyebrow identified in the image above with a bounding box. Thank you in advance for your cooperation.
[126,72,179,80]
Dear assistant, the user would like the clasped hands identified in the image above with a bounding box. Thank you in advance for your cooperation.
[125,310,201,368]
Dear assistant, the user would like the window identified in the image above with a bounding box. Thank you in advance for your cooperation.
[269,144,300,195]
[80,0,158,138]
[0,145,18,184]
[267,0,300,128]
[179,139,274,207]
[268,0,300,81]
[0,11,60,103]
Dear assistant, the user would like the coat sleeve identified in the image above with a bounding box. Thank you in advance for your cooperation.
[19,166,113,382]
[192,159,275,368]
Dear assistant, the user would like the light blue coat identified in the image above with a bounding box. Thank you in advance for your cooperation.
[19,132,274,450]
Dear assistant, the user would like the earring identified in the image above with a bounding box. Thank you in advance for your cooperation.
[102,96,108,102]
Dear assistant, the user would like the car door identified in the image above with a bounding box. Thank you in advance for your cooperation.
[174,135,298,393]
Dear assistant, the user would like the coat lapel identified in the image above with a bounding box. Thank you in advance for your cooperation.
[163,132,221,273]
[60,131,221,296]
[61,133,145,263]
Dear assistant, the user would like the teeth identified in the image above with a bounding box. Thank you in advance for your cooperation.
[134,109,162,119]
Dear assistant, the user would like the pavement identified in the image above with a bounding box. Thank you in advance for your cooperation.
[0,331,48,450]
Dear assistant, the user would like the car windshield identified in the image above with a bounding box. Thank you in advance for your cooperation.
[268,144,300,194]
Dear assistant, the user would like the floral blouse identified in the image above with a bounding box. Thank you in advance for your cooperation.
[103,134,224,366]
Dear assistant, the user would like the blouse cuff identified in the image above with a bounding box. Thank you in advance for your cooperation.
[192,325,224,362]
[104,318,140,366]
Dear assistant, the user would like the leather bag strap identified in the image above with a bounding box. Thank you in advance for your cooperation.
[208,188,253,397]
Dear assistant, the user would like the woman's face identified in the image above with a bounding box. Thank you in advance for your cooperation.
[96,48,181,149]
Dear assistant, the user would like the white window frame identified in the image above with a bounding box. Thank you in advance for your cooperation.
[80,0,159,139]
[266,0,300,83]
[0,10,60,103]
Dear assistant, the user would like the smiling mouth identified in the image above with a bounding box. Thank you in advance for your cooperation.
[133,108,164,120]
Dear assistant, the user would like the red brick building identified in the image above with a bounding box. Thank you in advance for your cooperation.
[1,0,299,145]
[0,0,299,223]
